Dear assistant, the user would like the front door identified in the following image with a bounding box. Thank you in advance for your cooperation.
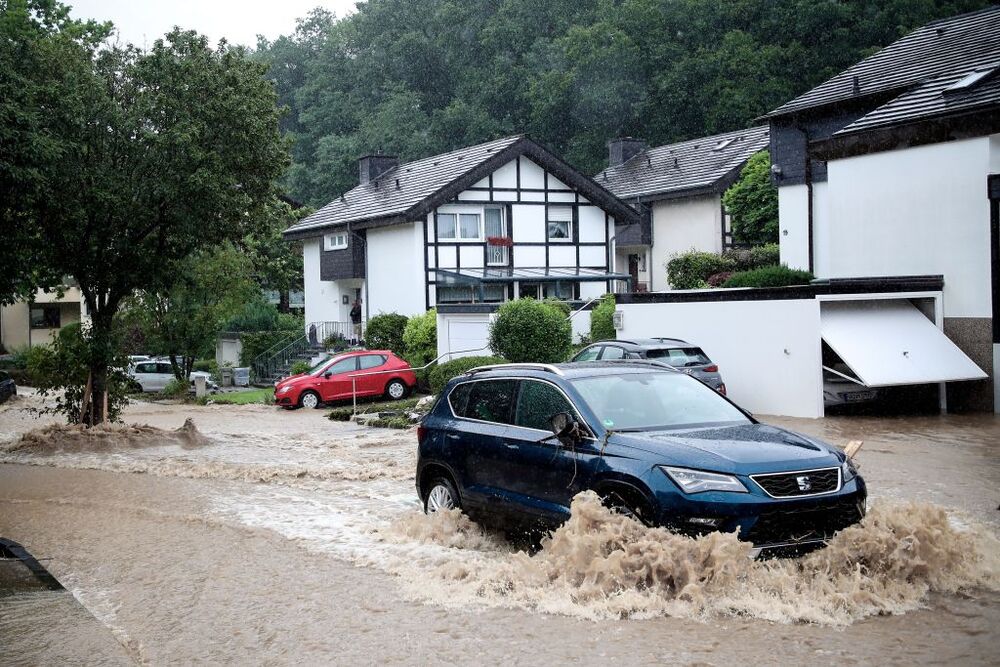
[628,254,640,290]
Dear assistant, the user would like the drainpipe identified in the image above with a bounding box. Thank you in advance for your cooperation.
[804,129,815,274]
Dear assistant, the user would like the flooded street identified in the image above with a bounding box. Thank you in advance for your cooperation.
[1,392,998,665]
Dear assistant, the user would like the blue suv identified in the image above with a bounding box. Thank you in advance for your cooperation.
[416,362,866,557]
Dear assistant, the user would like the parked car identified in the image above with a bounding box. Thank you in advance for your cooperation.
[129,360,219,393]
[0,371,16,404]
[417,361,866,558]
[570,338,726,394]
[274,350,417,409]
[823,363,881,407]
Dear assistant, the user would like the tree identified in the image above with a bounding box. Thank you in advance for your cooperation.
[123,244,258,381]
[722,151,779,245]
[242,198,307,312]
[1,4,288,423]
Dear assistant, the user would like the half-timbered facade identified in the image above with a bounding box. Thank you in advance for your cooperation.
[284,136,638,325]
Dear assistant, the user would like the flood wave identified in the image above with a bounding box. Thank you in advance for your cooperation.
[385,491,1000,625]
[4,418,210,453]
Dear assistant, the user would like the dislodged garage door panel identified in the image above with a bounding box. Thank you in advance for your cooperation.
[820,301,987,387]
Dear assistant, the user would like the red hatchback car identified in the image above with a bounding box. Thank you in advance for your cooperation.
[274,350,417,409]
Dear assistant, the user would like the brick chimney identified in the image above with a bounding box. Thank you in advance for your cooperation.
[358,154,399,185]
[607,137,647,167]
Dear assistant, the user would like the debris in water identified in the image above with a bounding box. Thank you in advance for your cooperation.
[4,418,211,454]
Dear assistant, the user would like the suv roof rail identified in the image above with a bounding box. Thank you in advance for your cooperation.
[601,358,679,372]
[466,363,565,376]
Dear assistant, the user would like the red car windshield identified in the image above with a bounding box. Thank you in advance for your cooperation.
[307,355,344,376]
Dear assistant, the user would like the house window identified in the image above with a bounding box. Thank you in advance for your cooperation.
[542,282,574,300]
[437,212,482,241]
[324,232,348,250]
[547,206,572,242]
[436,284,504,304]
[30,306,61,329]
[484,207,508,266]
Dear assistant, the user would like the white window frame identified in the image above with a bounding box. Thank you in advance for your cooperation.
[436,206,484,242]
[324,231,348,251]
[546,205,573,242]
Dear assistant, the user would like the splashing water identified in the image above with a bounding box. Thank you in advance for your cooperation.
[383,491,1000,625]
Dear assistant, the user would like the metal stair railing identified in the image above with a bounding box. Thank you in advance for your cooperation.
[253,321,362,382]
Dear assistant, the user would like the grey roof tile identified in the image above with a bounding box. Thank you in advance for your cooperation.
[594,126,770,202]
[768,6,1000,118]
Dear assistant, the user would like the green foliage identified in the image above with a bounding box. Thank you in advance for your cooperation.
[489,299,571,363]
[402,309,437,368]
[429,356,506,394]
[722,151,779,245]
[239,331,298,367]
[252,0,990,207]
[722,265,815,288]
[290,360,311,375]
[159,378,190,399]
[224,299,302,333]
[589,294,616,342]
[323,331,349,350]
[9,344,49,375]
[192,360,213,373]
[25,323,131,423]
[201,388,275,405]
[1,5,288,422]
[123,243,258,381]
[327,395,423,421]
[365,313,409,355]
[543,298,572,317]
[666,252,736,289]
[721,243,780,271]
[241,198,307,304]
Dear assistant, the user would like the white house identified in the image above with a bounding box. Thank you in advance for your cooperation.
[0,284,89,350]
[594,126,769,291]
[284,135,638,346]
[766,5,1000,412]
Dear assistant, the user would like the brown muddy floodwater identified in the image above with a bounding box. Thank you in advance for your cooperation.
[1,391,998,665]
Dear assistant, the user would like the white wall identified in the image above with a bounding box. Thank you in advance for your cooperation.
[366,222,426,317]
[650,195,723,291]
[822,137,993,318]
[617,299,824,418]
[302,238,344,327]
[778,184,810,270]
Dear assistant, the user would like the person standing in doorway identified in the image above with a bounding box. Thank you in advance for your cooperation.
[350,298,363,344]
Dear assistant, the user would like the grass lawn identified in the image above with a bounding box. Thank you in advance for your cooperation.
[203,388,274,405]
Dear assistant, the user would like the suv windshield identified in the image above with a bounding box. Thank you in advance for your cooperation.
[645,347,710,366]
[570,372,748,430]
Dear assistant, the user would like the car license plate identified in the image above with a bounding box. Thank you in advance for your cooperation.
[844,390,876,402]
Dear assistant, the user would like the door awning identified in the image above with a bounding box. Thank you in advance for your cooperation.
[820,300,987,387]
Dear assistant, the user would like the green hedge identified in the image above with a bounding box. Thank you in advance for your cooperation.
[402,309,437,367]
[240,330,299,367]
[721,243,780,271]
[365,312,408,355]
[722,265,815,288]
[589,294,615,341]
[429,356,505,393]
[489,299,571,363]
[666,251,736,289]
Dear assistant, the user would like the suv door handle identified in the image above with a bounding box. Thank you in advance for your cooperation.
[446,433,461,440]
[504,442,519,449]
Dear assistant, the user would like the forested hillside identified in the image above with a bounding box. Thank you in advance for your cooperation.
[256,0,992,207]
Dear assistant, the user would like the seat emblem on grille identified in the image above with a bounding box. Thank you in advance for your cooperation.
[796,475,812,491]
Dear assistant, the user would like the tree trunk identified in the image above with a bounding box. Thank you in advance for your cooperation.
[169,353,185,382]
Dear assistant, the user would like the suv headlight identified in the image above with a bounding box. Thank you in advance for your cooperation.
[841,457,858,483]
[661,466,747,494]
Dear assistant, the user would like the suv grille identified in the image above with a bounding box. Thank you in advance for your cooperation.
[751,467,840,498]
[743,498,864,546]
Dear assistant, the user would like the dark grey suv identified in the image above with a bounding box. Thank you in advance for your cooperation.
[571,338,726,394]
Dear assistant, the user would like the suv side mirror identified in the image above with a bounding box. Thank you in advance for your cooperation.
[549,412,582,444]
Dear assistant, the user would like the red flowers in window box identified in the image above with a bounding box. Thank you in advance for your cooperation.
[486,236,513,247]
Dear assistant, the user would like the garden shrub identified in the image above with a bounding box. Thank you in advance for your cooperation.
[666,251,735,289]
[192,359,213,372]
[290,360,311,375]
[429,355,506,394]
[239,330,298,367]
[160,378,190,398]
[749,243,780,268]
[543,297,571,317]
[706,271,733,287]
[323,331,348,350]
[365,312,408,355]
[589,294,615,341]
[722,265,815,288]
[402,309,437,367]
[489,299,571,363]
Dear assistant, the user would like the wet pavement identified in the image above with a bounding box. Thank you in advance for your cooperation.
[0,392,997,665]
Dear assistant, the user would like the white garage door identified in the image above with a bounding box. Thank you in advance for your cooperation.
[447,319,491,359]
[821,300,987,387]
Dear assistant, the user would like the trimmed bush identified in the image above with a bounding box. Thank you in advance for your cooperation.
[160,378,189,398]
[749,243,780,268]
[192,359,213,372]
[365,312,408,355]
[290,360,311,375]
[706,271,733,287]
[489,299,571,363]
[402,309,437,367]
[666,251,735,289]
[722,265,815,288]
[429,355,506,393]
[543,297,571,317]
[589,294,615,341]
